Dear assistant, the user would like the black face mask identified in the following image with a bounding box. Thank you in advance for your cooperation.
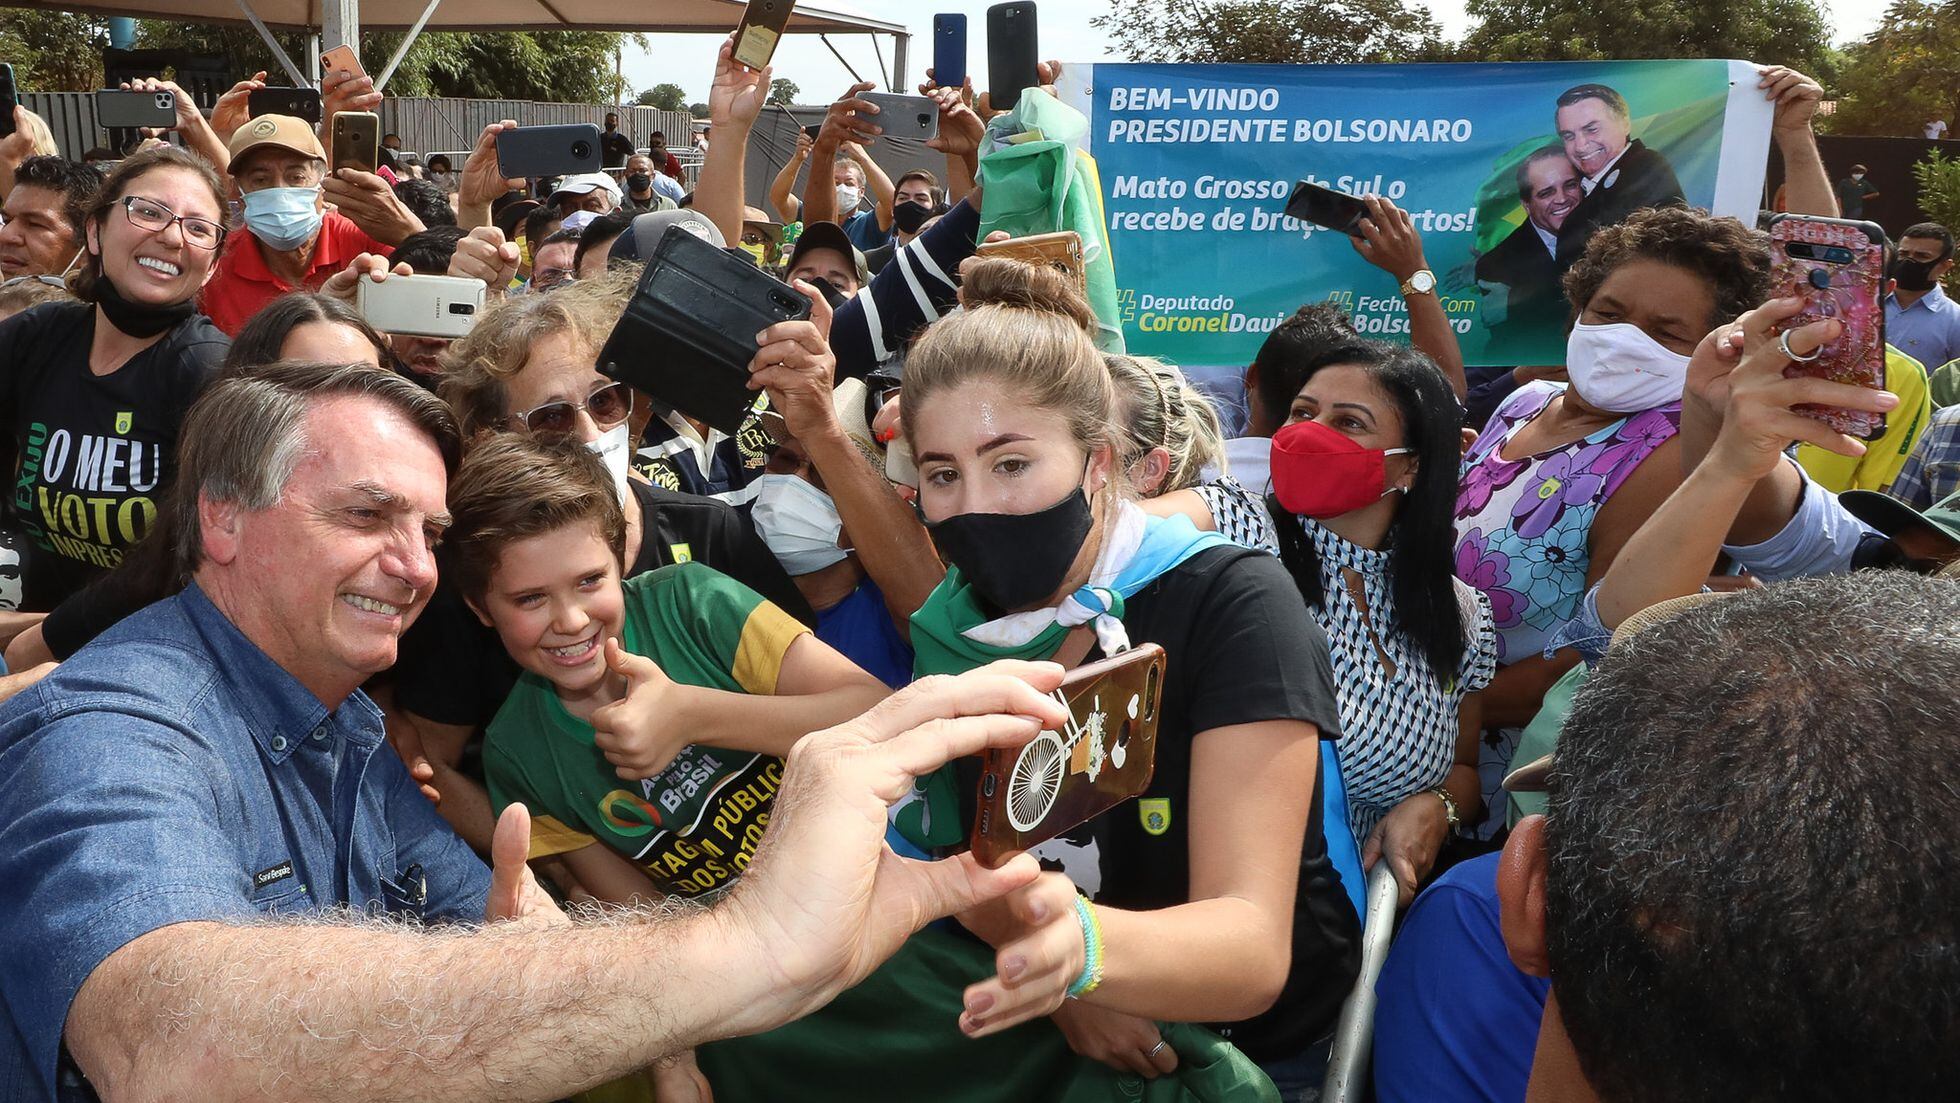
[94,270,195,338]
[924,480,1094,613]
[627,173,652,194]
[1890,256,1941,293]
[892,200,933,235]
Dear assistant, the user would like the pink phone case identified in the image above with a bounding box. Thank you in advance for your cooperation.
[1768,215,1887,440]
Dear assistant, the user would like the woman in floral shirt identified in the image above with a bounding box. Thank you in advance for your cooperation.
[1454,207,1773,784]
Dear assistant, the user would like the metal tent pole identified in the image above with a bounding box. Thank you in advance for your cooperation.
[375,0,444,92]
[231,0,310,86]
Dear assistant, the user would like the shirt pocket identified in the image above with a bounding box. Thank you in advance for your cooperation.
[248,859,312,915]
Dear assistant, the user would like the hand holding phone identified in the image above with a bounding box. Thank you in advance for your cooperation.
[356,273,486,339]
[976,231,1085,287]
[496,124,602,179]
[331,111,380,174]
[934,15,968,90]
[970,644,1165,869]
[859,93,939,142]
[248,87,323,126]
[1766,213,1888,439]
[733,0,796,70]
[96,89,177,130]
[986,2,1040,114]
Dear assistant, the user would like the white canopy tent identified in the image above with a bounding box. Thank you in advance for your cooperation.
[8,0,910,93]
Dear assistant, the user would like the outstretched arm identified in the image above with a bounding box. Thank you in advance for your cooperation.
[698,33,773,248]
[1761,67,1836,218]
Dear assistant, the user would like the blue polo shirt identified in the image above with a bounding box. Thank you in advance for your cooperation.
[0,584,490,1101]
[1885,284,1960,372]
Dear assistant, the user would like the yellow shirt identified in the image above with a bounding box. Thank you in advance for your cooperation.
[1798,346,1931,493]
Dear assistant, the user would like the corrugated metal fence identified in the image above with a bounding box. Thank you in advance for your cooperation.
[19,92,692,164]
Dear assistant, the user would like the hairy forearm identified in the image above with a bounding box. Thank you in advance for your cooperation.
[804,427,944,624]
[71,907,767,1103]
[1086,898,1291,1022]
[768,154,805,223]
[1776,125,1838,218]
[679,679,888,757]
[696,121,751,247]
[1407,292,1467,398]
[1596,461,1752,626]
[945,151,978,206]
[803,138,840,225]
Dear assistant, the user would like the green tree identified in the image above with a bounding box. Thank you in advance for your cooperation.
[130,23,641,104]
[688,102,710,119]
[1827,0,1960,137]
[769,77,800,105]
[1090,0,1445,64]
[638,82,688,110]
[0,11,112,91]
[1457,0,1833,75]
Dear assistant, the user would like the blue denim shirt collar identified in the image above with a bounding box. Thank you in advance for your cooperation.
[177,582,381,764]
[1889,283,1951,314]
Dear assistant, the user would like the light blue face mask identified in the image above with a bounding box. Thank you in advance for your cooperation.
[241,186,323,250]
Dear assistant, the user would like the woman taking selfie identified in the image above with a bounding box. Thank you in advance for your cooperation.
[0,146,229,613]
[1267,339,1496,906]
[897,276,1361,1093]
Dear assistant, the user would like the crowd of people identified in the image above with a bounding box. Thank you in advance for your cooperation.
[0,33,1954,1103]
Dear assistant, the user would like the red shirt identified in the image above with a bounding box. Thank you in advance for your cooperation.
[199,209,390,336]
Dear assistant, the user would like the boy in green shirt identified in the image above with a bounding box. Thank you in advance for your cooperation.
[444,433,888,902]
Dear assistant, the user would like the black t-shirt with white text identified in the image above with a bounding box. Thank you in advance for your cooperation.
[0,301,226,611]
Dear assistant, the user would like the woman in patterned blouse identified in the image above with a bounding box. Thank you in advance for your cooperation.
[1267,340,1499,905]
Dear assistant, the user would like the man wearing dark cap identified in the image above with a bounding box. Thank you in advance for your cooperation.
[785,220,871,303]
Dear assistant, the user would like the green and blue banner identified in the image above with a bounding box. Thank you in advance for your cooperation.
[1058,60,1774,368]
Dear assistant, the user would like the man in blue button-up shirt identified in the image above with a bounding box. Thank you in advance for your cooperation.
[0,355,1069,1101]
[1884,223,1960,371]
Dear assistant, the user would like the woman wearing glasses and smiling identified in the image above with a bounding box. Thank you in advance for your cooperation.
[0,146,229,620]
[380,273,807,864]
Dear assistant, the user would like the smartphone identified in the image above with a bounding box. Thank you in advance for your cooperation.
[496,124,602,179]
[598,223,813,435]
[733,0,796,71]
[970,643,1165,869]
[331,110,380,173]
[356,273,486,339]
[248,87,323,125]
[860,92,939,142]
[934,14,968,89]
[976,230,1085,285]
[96,89,176,130]
[1767,213,1889,440]
[0,64,17,141]
[987,2,1040,114]
[1284,180,1369,238]
[319,44,366,80]
[803,123,821,141]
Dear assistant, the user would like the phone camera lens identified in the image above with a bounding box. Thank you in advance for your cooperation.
[982,775,997,799]
[1809,268,1833,290]
[571,140,592,159]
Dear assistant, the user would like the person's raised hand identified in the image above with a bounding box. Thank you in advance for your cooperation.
[1052,1001,1180,1079]
[589,639,696,780]
[449,224,520,296]
[209,71,269,146]
[320,252,409,304]
[485,802,572,928]
[459,119,523,217]
[955,870,1086,1037]
[711,33,774,131]
[794,127,815,159]
[927,85,985,158]
[1363,791,1453,907]
[1760,65,1825,137]
[919,69,977,109]
[119,77,199,139]
[715,661,1068,1034]
[323,167,425,245]
[1350,195,1428,283]
[1695,297,1899,483]
[0,105,56,167]
[749,279,840,440]
[321,67,382,127]
[820,81,881,148]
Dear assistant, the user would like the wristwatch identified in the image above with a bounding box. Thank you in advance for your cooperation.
[1400,269,1437,297]
[1428,786,1460,832]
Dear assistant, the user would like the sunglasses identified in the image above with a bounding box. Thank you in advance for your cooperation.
[502,381,634,434]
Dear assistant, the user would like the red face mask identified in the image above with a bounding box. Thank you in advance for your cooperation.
[1269,419,1412,519]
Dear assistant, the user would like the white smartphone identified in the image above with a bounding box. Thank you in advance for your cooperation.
[320,44,366,80]
[356,274,485,339]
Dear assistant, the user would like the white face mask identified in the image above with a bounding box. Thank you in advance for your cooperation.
[835,184,861,212]
[585,423,633,506]
[751,474,850,576]
[1563,320,1692,414]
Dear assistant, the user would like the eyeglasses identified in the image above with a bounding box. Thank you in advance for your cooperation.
[503,381,634,434]
[0,274,67,290]
[119,196,225,251]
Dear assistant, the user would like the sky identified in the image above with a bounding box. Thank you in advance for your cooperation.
[619,0,1898,108]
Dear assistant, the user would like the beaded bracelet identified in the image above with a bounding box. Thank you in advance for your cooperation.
[1066,894,1105,998]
